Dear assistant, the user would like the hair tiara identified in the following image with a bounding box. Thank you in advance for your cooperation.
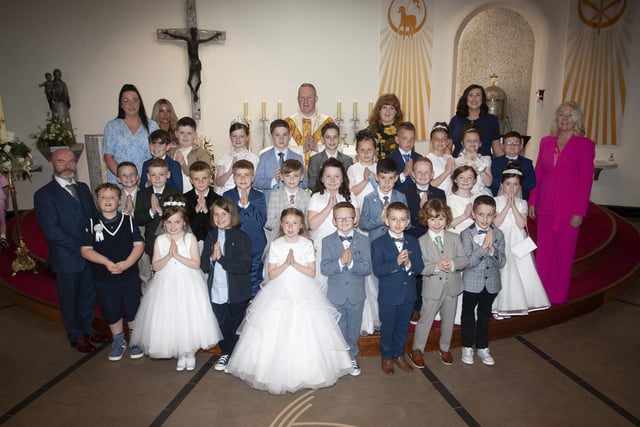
[163,201,186,207]
[502,168,523,176]
[230,116,249,127]
[432,123,448,131]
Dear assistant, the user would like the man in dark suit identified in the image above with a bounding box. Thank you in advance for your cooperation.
[307,122,353,191]
[489,131,536,199]
[34,148,107,352]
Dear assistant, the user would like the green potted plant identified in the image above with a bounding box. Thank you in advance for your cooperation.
[31,113,80,160]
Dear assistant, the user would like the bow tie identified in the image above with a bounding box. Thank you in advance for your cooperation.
[393,237,405,244]
[477,229,488,234]
[339,235,353,242]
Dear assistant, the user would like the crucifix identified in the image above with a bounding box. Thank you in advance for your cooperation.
[157,0,226,120]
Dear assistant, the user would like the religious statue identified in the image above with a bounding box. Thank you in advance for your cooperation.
[159,27,223,103]
[38,72,55,110]
[47,69,75,141]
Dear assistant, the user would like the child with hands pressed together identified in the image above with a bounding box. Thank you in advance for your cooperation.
[131,194,221,372]
[81,183,145,361]
[347,129,378,208]
[426,122,455,195]
[214,118,258,195]
[448,165,478,234]
[454,124,492,196]
[226,208,352,394]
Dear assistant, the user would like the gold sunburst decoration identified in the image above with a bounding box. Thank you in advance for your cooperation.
[563,0,631,145]
[380,0,432,139]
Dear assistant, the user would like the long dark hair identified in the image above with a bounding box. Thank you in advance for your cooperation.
[117,84,150,132]
[455,84,489,117]
[314,158,350,202]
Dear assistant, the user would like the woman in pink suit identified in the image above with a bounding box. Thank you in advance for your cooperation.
[528,102,595,304]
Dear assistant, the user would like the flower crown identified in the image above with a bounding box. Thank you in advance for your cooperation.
[163,201,186,207]
[230,116,249,127]
[502,168,523,176]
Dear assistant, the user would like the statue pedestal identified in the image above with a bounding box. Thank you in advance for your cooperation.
[38,143,84,161]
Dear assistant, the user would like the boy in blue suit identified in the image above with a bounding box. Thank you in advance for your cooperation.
[359,158,407,243]
[254,119,307,204]
[460,195,506,366]
[321,202,371,377]
[223,159,267,298]
[372,202,424,375]
[490,131,535,199]
[388,121,422,190]
[139,129,183,192]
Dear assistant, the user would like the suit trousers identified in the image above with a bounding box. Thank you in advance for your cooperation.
[461,288,497,349]
[55,265,96,343]
[379,298,414,359]
[413,292,458,352]
[212,300,249,356]
[333,299,365,359]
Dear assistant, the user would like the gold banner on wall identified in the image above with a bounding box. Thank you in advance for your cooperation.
[563,0,631,145]
[379,0,432,140]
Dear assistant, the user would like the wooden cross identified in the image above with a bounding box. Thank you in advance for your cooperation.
[157,0,226,120]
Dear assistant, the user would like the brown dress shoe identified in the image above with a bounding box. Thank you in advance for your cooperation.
[394,356,414,372]
[86,330,109,344]
[410,310,420,325]
[439,350,454,365]
[75,337,96,353]
[381,358,395,375]
[408,350,425,369]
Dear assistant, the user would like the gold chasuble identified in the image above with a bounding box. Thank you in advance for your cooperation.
[286,113,334,167]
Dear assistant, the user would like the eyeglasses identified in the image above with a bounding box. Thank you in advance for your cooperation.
[334,217,354,223]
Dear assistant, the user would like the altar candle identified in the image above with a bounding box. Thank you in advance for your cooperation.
[261,101,266,120]
[336,100,342,120]
[243,100,248,119]
[369,100,374,117]
[0,96,7,140]
[353,101,358,120]
[277,101,282,119]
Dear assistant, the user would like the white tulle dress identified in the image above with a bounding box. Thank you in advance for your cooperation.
[225,236,352,394]
[492,196,550,317]
[131,233,222,358]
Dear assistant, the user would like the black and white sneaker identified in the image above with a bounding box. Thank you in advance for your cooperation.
[350,359,361,376]
[0,237,8,250]
[214,354,230,371]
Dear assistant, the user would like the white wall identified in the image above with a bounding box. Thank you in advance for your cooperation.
[2,0,639,209]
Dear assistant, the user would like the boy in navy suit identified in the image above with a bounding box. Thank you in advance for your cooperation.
[372,202,424,375]
[359,158,407,243]
[321,202,372,376]
[388,121,422,189]
[139,129,183,192]
[490,131,535,199]
[460,195,506,366]
[223,159,267,298]
[254,119,307,204]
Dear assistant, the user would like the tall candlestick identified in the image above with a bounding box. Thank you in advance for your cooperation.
[261,101,266,120]
[277,101,282,119]
[353,101,358,120]
[337,100,342,120]
[0,96,7,140]
[243,100,248,119]
[368,100,374,117]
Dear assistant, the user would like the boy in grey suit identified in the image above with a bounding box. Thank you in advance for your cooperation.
[460,195,506,366]
[320,202,371,377]
[409,200,468,369]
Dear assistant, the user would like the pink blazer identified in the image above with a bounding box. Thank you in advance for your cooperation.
[529,134,595,231]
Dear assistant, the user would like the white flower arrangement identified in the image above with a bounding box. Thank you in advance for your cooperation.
[0,131,34,179]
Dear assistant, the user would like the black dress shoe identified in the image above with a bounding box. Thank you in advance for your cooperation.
[75,337,96,353]
[85,330,109,344]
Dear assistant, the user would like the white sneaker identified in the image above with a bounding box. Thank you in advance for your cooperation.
[186,354,196,371]
[350,359,361,376]
[476,348,495,366]
[176,355,187,371]
[215,354,230,371]
[461,347,474,365]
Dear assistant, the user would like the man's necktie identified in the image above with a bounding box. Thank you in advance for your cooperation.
[383,195,389,206]
[278,152,285,165]
[155,192,162,201]
[289,194,295,206]
[402,153,411,163]
[435,235,444,251]
[66,183,79,200]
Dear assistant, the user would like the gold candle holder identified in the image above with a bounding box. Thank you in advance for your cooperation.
[7,171,37,276]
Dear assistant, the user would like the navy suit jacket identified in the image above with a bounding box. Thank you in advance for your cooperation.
[201,227,253,303]
[139,156,184,192]
[372,233,424,305]
[388,148,422,189]
[399,182,447,238]
[222,187,267,254]
[34,180,98,273]
[320,230,372,305]
[490,155,536,199]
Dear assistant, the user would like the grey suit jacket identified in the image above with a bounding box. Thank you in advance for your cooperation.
[307,150,353,192]
[264,187,311,241]
[359,189,407,243]
[119,188,138,216]
[419,231,468,299]
[320,230,371,305]
[460,225,506,294]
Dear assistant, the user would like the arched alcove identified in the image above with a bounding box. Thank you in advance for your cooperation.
[454,7,534,136]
